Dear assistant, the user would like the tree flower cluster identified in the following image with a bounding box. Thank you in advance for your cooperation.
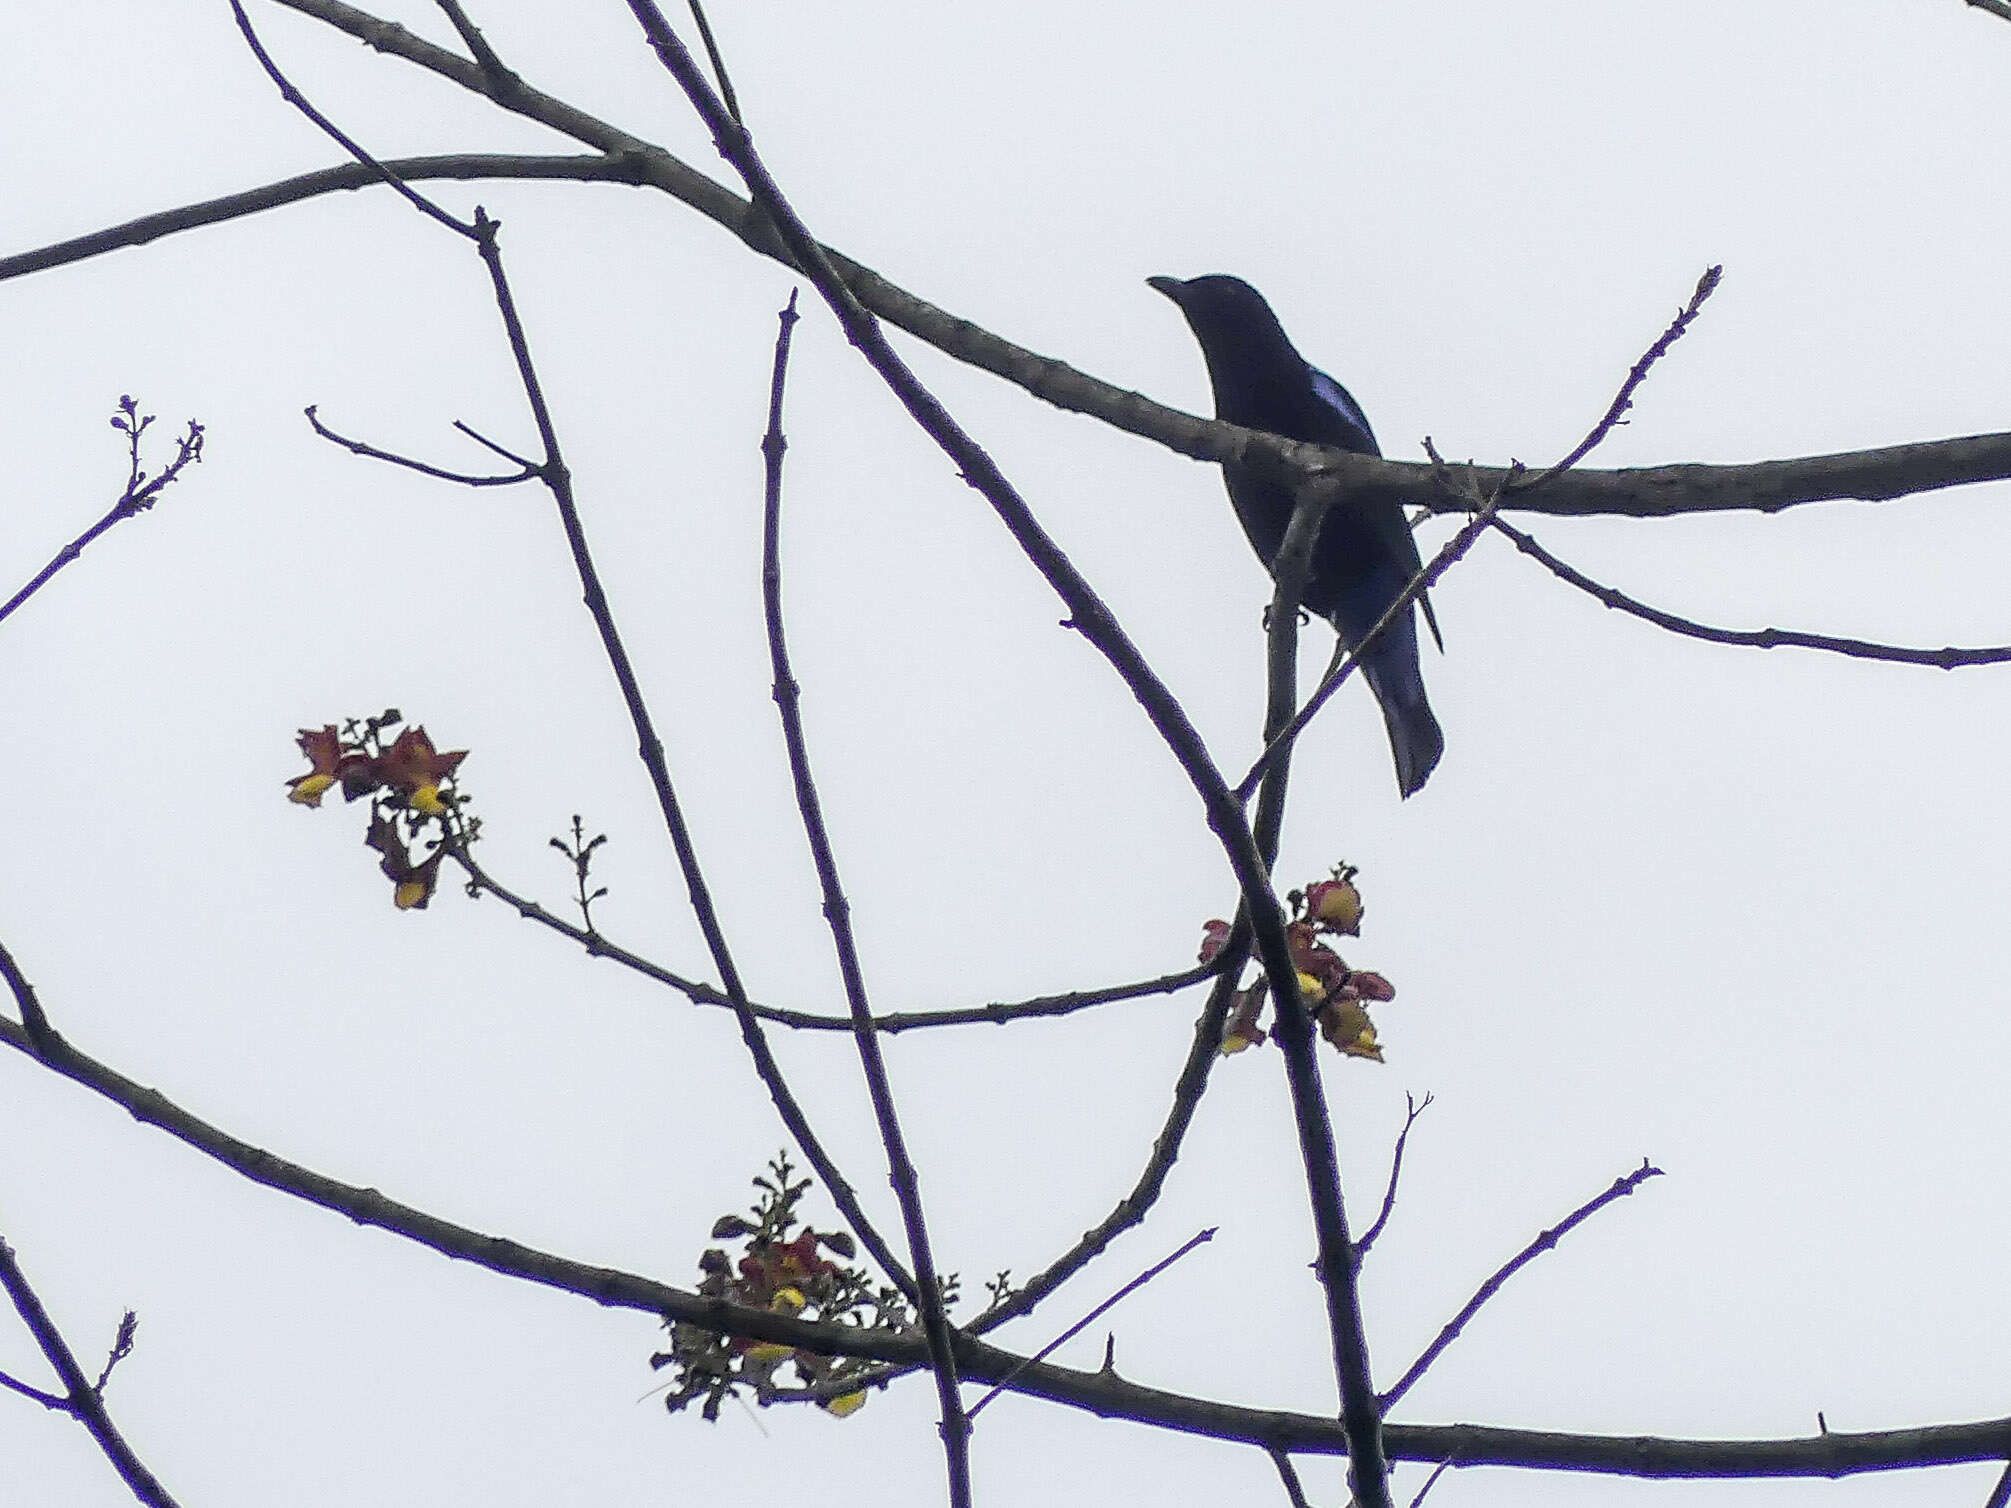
[286,711,471,909]
[1201,868,1399,1060]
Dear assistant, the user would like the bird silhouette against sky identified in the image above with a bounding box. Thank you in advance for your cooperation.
[1150,273,1443,797]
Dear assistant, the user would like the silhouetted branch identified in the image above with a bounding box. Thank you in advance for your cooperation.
[224,3,916,1307]
[1509,265,1722,492]
[756,285,972,1499]
[228,0,473,237]
[1238,463,1504,800]
[434,0,520,96]
[1490,512,2011,667]
[967,1227,1213,1418]
[452,843,1215,1030]
[1,1010,2006,1481]
[684,0,742,124]
[1381,1160,1664,1409]
[0,1236,178,1508]
[11,9,2011,523]
[1406,1459,1452,1507]
[305,404,536,486]
[973,960,1241,1332]
[1243,268,1727,798]
[0,155,647,285]
[620,12,1389,1499]
[1,399,203,631]
[1356,1092,1433,1259]
[0,936,55,1046]
[1270,1448,1314,1508]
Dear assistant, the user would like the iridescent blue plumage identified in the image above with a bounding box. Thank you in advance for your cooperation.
[1150,274,1443,796]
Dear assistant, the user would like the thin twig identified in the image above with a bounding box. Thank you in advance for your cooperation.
[972,954,1242,1332]
[1407,1458,1453,1507]
[0,1237,179,1508]
[804,957,1245,1408]
[757,287,972,1496]
[1239,266,1722,801]
[223,4,914,1306]
[1984,1458,2011,1508]
[304,405,536,486]
[93,1312,138,1393]
[452,844,1215,1030]
[434,0,519,94]
[966,1228,1214,1417]
[623,5,1389,1497]
[685,0,742,123]
[1380,1160,1664,1409]
[0,1366,64,1408]
[1236,472,1505,801]
[1489,512,2011,668]
[0,936,55,1045]
[1356,1092,1433,1259]
[1,404,203,631]
[471,211,919,1301]
[227,0,473,237]
[1271,1448,1315,1508]
[15,14,2011,522]
[1507,266,1722,493]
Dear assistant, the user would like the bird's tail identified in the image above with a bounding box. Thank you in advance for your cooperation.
[1360,650,1444,799]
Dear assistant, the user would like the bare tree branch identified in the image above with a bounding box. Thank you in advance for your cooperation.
[973,960,1242,1332]
[1406,1459,1453,1507]
[223,0,918,1307]
[1242,265,1726,799]
[1508,265,1722,492]
[967,1227,1213,1418]
[1356,1092,1433,1259]
[0,154,645,283]
[0,936,55,1046]
[7,18,2011,529]
[1489,512,2011,667]
[304,404,537,486]
[451,844,1216,1031]
[1381,1160,1664,1410]
[1271,1448,1315,1508]
[0,1007,2006,1482]
[621,4,1399,1493]
[756,287,973,1501]
[0,1236,178,1508]
[0,400,203,633]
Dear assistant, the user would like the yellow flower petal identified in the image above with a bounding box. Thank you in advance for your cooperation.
[288,772,336,806]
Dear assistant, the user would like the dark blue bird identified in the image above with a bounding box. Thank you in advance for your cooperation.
[1149,273,1443,797]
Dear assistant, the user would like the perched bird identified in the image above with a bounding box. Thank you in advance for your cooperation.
[1149,273,1443,797]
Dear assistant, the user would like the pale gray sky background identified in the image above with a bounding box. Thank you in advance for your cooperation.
[3,2,2008,1505]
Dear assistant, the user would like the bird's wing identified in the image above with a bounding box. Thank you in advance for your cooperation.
[1310,364,1442,650]
[1307,366,1379,456]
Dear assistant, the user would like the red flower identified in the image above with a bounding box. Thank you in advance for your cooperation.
[377,726,467,815]
[1306,877,1364,935]
[363,816,445,910]
[1198,919,1233,965]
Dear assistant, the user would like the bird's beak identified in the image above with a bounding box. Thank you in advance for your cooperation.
[1146,275,1186,303]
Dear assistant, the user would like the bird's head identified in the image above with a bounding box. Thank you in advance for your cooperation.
[1148,273,1302,389]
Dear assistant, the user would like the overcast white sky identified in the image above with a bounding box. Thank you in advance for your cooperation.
[4,2,2009,1505]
